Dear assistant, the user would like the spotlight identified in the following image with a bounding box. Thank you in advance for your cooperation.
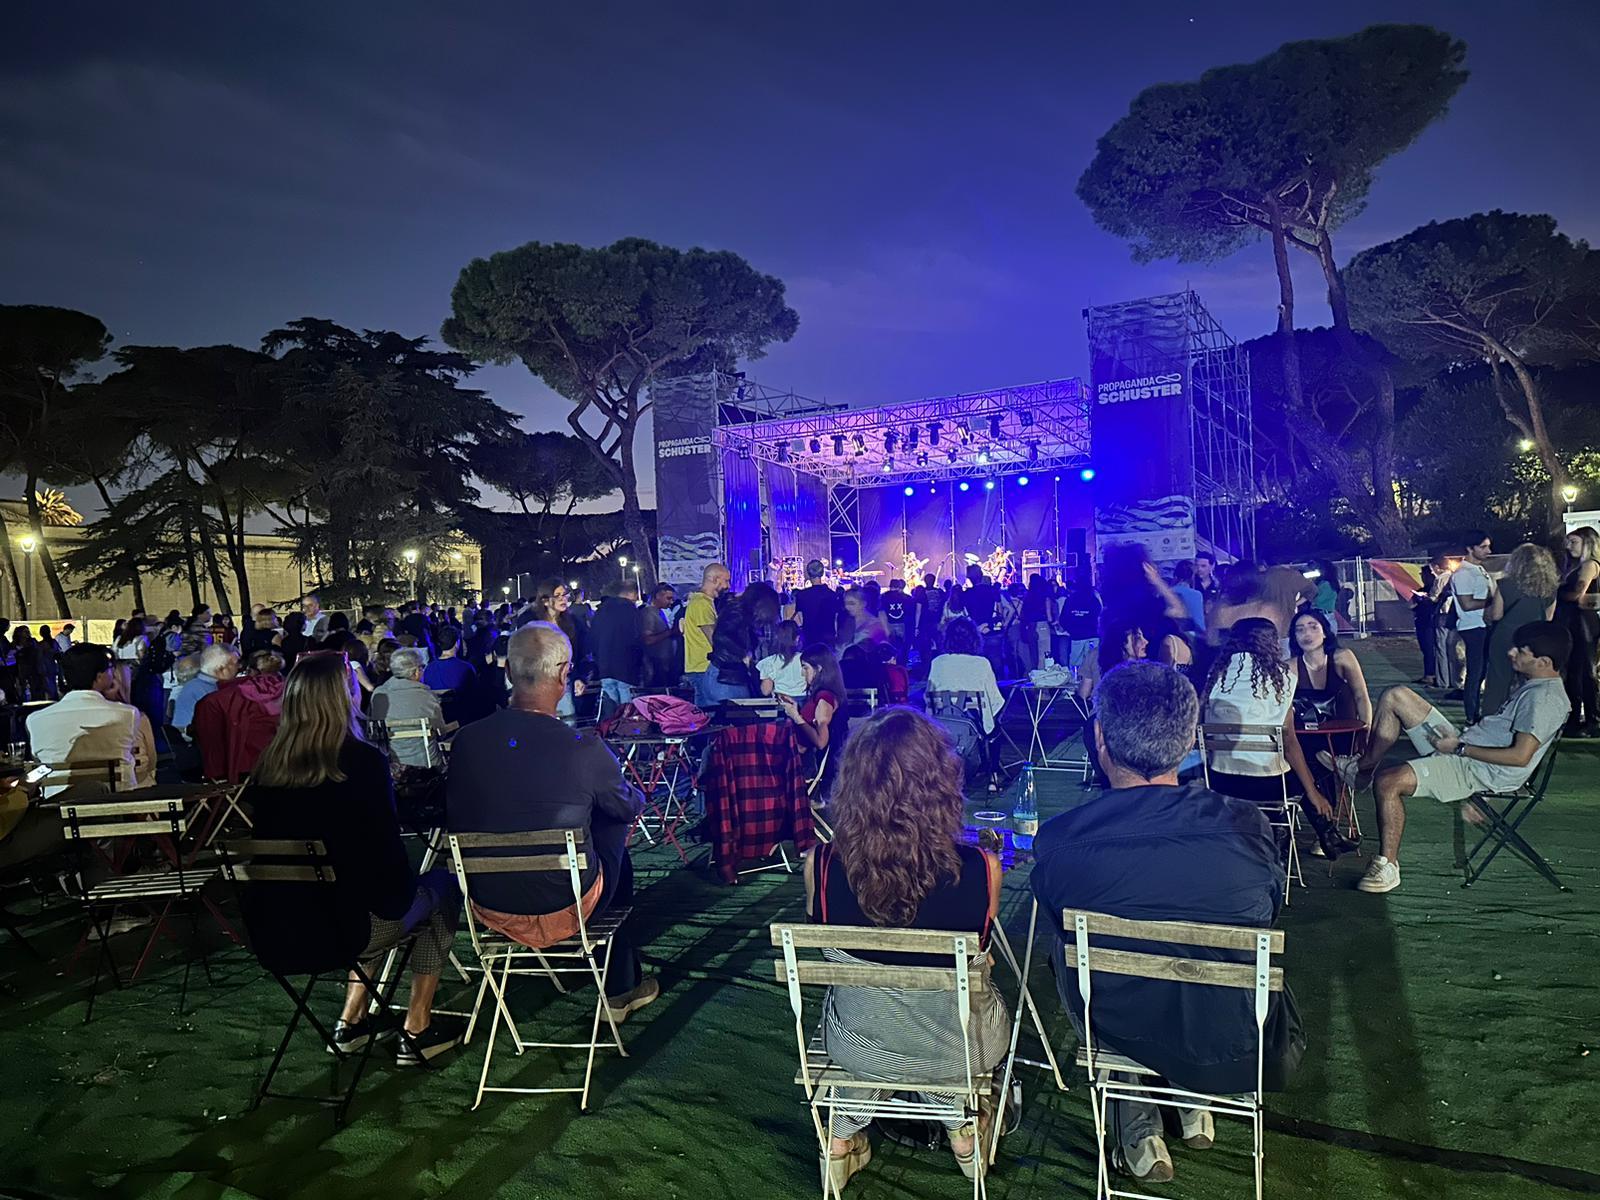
[988,415,1002,439]
[907,426,919,449]
[947,449,957,464]
[834,558,843,567]
[885,431,898,454]
[776,441,790,463]
[1079,467,1096,482]
[984,480,996,491]
[916,451,929,467]
[1027,441,1039,461]
[958,481,970,492]
[959,423,972,446]
[1017,475,1029,486]
[903,485,915,497]
[810,438,822,454]
[1019,410,1034,428]
[832,435,845,456]
[886,456,895,470]
[852,433,866,455]
[928,486,936,495]
[977,451,989,465]
[928,422,941,446]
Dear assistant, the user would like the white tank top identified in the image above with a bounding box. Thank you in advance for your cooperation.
[1204,654,1293,776]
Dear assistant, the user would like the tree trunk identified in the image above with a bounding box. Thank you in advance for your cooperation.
[1492,346,1570,534]
[23,475,72,617]
[180,519,203,611]
[1268,205,1305,413]
[0,507,28,618]
[1309,233,1406,552]
[615,421,657,588]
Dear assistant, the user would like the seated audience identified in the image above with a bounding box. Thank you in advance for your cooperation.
[371,648,453,770]
[927,618,1005,791]
[192,649,287,782]
[171,643,240,734]
[1032,662,1295,1185]
[447,623,655,1019]
[421,630,477,693]
[1324,621,1571,894]
[805,707,1009,1190]
[779,644,850,793]
[873,642,910,705]
[1290,609,1371,727]
[245,651,461,1064]
[1202,619,1354,859]
[757,619,807,700]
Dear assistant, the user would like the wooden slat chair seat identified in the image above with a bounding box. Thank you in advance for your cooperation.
[62,794,216,1022]
[1063,909,1285,1200]
[217,838,428,1126]
[371,718,445,770]
[1461,743,1566,890]
[772,922,999,1200]
[1199,722,1303,904]
[40,758,124,796]
[449,829,633,1112]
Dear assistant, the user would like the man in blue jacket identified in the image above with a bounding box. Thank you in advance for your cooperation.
[1031,661,1289,1185]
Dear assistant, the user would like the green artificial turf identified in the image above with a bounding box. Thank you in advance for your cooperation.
[2,638,1596,1199]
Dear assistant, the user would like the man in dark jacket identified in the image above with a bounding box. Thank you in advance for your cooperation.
[1031,661,1288,1185]
[589,581,645,717]
[447,622,657,1020]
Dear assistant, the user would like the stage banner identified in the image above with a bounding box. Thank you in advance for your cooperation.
[650,374,724,587]
[1086,293,1195,561]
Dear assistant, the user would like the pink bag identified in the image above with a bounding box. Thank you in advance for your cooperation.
[626,693,709,735]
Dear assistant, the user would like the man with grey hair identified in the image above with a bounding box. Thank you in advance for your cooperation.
[172,642,240,732]
[371,647,452,769]
[447,623,657,1020]
[1031,661,1290,1186]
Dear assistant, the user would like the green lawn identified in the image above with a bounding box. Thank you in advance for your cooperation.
[3,638,1597,1199]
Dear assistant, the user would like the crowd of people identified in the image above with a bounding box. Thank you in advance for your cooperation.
[1,526,1591,1189]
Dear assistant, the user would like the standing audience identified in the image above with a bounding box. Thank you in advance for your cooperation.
[1557,526,1600,736]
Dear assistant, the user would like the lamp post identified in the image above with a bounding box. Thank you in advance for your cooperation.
[619,555,628,586]
[18,535,36,613]
[1562,484,1580,511]
[501,583,512,599]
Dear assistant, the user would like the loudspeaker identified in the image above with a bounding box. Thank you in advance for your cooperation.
[1067,528,1088,556]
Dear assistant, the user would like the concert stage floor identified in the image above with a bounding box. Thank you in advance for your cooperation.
[2,640,1596,1199]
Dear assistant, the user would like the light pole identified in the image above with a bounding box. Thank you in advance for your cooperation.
[501,584,512,600]
[619,555,628,586]
[1562,484,1580,512]
[18,535,36,613]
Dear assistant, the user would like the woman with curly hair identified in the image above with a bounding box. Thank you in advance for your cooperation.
[1203,617,1354,859]
[803,707,1009,1191]
[1483,543,1560,714]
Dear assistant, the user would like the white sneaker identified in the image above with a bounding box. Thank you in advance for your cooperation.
[1122,1135,1174,1182]
[1179,1109,1214,1149]
[1316,750,1361,791]
[1357,855,1401,893]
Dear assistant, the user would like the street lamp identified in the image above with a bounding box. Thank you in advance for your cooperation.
[402,547,419,565]
[618,555,629,585]
[501,584,511,598]
[17,535,35,611]
[1518,438,1535,453]
[1562,484,1580,508]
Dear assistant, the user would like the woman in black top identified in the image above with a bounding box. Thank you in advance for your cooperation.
[246,652,461,1066]
[804,707,1006,1189]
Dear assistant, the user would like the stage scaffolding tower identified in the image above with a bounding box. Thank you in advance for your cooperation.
[1183,291,1257,562]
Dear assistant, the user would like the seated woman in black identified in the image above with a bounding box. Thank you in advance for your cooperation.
[245,651,461,1066]
[803,707,1007,1191]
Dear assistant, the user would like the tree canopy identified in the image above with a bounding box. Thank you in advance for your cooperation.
[443,237,799,584]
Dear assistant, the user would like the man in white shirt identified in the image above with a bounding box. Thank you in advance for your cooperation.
[53,624,75,654]
[27,643,157,799]
[300,593,328,641]
[1323,621,1570,894]
[1449,530,1495,723]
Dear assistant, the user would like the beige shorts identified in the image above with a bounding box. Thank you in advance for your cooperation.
[1405,707,1458,757]
[1407,754,1490,804]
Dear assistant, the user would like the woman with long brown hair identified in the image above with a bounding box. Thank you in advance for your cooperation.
[1202,617,1354,859]
[530,578,585,720]
[1483,543,1560,714]
[245,652,462,1066]
[803,707,1008,1191]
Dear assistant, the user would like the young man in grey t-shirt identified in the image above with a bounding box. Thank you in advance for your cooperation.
[1320,621,1571,894]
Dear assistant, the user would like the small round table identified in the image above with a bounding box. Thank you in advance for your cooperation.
[1295,718,1368,839]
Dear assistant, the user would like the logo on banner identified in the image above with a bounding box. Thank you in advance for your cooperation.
[658,436,714,459]
[1096,373,1183,405]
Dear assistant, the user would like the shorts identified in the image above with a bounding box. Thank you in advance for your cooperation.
[1404,707,1458,757]
[1408,754,1491,804]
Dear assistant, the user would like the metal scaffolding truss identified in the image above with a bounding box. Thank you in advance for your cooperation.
[713,378,1091,488]
[1182,292,1257,562]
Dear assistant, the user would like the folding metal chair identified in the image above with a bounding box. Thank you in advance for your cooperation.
[217,838,426,1126]
[987,898,1070,1163]
[1064,909,1285,1200]
[845,687,879,718]
[927,689,991,778]
[805,747,833,843]
[187,780,253,850]
[63,792,219,1022]
[1461,744,1566,891]
[1200,724,1302,904]
[378,718,444,770]
[772,922,997,1200]
[449,829,631,1111]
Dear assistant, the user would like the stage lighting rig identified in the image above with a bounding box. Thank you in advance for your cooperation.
[852,433,866,455]
[832,435,845,456]
[928,422,941,446]
[810,438,822,454]
[988,415,1002,438]
[776,441,790,463]
[907,426,919,449]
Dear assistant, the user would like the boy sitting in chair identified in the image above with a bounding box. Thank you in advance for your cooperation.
[1322,621,1570,895]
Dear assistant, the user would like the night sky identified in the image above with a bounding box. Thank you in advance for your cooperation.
[4,1,1598,513]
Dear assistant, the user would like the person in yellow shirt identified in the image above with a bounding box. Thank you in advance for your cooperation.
[682,563,730,707]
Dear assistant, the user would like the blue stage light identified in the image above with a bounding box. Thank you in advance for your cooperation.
[1017,475,1029,486]
[928,486,937,494]
[958,481,970,492]
[1079,467,1096,482]
[903,485,915,496]
[984,480,995,491]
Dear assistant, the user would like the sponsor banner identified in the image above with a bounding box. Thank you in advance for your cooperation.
[1095,494,1196,563]
[651,374,724,567]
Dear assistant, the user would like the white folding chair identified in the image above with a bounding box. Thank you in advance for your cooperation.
[378,717,443,769]
[448,829,630,1111]
[1065,909,1284,1200]
[987,898,1070,1164]
[1199,723,1302,903]
[773,922,996,1200]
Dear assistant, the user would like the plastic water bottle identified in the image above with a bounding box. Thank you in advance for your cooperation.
[1012,765,1038,850]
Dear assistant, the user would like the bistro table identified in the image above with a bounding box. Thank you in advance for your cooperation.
[607,730,714,864]
[1000,678,1091,777]
[1296,718,1368,841]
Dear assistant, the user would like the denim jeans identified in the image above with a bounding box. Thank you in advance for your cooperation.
[699,664,751,705]
[685,670,711,709]
[1461,626,1489,723]
[599,678,637,720]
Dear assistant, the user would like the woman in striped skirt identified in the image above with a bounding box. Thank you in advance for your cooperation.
[803,706,1010,1192]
